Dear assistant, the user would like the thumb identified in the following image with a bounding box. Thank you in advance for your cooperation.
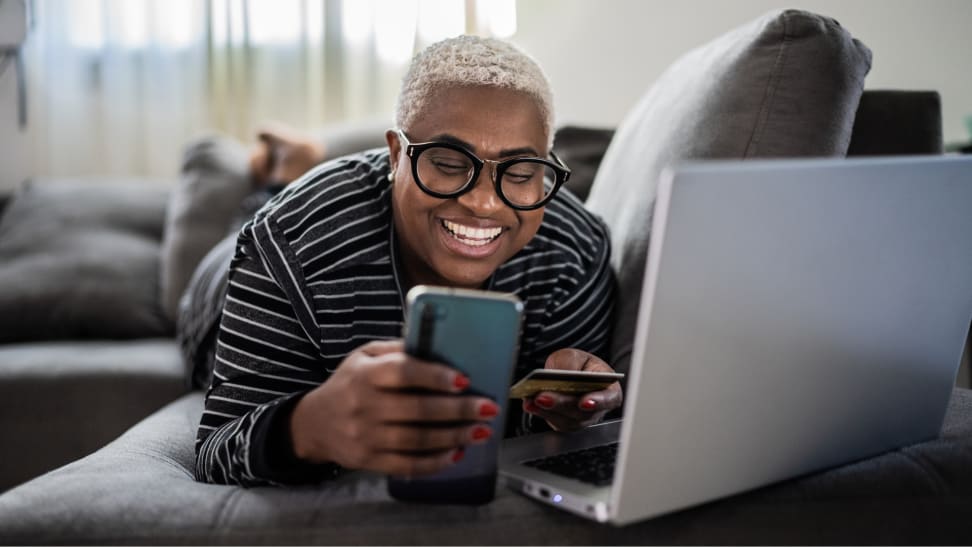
[544,348,590,371]
[361,339,406,357]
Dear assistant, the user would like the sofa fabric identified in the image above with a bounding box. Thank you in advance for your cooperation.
[0,339,185,492]
[585,9,873,371]
[554,126,616,203]
[0,179,172,343]
[1,388,970,544]
[847,90,944,156]
[159,136,253,322]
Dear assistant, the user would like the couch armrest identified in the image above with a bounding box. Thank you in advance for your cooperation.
[0,340,186,492]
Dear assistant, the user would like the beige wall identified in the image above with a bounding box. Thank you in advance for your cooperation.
[514,0,972,146]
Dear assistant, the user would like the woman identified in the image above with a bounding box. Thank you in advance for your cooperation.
[195,36,621,486]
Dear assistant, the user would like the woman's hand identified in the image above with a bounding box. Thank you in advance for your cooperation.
[523,348,623,432]
[288,340,498,477]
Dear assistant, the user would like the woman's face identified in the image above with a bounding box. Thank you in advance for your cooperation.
[386,86,549,290]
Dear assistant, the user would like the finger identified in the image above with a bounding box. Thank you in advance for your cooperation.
[359,339,405,356]
[573,382,623,413]
[545,348,617,374]
[534,380,622,416]
[522,399,590,432]
[370,422,492,452]
[370,448,464,478]
[367,353,470,394]
[374,392,499,423]
[531,391,594,422]
[544,348,591,371]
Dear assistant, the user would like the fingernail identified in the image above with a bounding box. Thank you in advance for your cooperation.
[523,401,540,414]
[479,401,499,418]
[452,448,465,463]
[535,395,554,409]
[581,399,597,411]
[453,374,470,390]
[471,426,491,441]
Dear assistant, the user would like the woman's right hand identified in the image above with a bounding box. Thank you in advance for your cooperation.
[288,339,499,477]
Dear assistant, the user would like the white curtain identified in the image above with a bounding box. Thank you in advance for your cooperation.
[23,0,516,181]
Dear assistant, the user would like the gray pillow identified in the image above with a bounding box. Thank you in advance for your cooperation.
[159,136,252,322]
[0,179,172,342]
[585,9,872,371]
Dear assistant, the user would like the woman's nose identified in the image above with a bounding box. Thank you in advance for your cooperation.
[456,163,502,214]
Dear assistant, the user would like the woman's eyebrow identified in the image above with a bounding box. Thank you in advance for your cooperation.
[431,133,540,158]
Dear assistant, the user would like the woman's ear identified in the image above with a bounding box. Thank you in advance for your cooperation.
[385,129,401,175]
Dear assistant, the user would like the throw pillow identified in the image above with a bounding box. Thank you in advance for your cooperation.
[585,9,872,371]
[0,179,172,342]
[159,135,252,322]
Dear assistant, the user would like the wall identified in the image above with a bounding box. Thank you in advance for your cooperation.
[514,0,972,145]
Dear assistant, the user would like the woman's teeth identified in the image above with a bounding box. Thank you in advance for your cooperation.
[442,220,502,247]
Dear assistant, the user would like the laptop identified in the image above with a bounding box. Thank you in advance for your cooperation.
[499,155,972,525]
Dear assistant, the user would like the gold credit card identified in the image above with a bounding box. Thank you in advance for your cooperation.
[509,369,624,399]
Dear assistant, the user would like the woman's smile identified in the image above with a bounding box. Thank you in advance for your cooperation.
[437,217,505,258]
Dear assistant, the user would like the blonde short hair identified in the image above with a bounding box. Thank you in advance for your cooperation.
[395,35,555,147]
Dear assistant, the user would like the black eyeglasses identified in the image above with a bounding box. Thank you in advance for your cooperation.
[394,130,571,211]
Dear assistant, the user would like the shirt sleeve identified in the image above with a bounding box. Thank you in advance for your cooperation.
[194,218,336,486]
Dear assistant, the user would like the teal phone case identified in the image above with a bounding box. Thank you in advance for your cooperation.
[388,285,523,504]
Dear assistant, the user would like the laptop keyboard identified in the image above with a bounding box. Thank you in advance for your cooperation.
[522,442,619,486]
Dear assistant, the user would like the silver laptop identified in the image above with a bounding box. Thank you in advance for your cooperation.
[499,155,972,525]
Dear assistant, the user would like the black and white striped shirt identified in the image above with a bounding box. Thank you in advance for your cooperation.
[195,149,615,486]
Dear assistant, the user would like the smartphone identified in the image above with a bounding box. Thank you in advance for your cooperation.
[508,368,624,399]
[387,285,524,504]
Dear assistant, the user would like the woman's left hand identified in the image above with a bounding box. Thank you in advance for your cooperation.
[522,348,623,432]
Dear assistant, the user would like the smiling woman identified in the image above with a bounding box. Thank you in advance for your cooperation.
[192,35,620,488]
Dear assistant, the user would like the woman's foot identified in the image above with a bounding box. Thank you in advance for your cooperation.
[248,123,328,188]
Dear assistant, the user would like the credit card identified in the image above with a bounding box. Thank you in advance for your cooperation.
[509,369,624,399]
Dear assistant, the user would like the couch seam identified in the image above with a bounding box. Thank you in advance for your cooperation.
[744,12,792,157]
[212,486,247,532]
[898,446,951,495]
[117,448,194,479]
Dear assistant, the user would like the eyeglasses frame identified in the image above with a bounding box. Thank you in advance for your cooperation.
[394,129,571,211]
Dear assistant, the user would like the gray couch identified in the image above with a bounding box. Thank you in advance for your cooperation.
[1,9,971,544]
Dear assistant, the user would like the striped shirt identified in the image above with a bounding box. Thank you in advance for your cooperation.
[195,149,615,486]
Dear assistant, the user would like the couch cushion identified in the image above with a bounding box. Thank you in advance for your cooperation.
[0,388,969,544]
[0,339,185,492]
[848,90,944,156]
[585,9,872,370]
[0,179,172,342]
[159,136,253,322]
[554,125,615,203]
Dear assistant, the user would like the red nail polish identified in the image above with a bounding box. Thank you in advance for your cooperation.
[471,426,491,441]
[523,401,539,414]
[452,448,465,463]
[453,374,470,390]
[535,395,554,409]
[581,399,597,411]
[479,401,499,418]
